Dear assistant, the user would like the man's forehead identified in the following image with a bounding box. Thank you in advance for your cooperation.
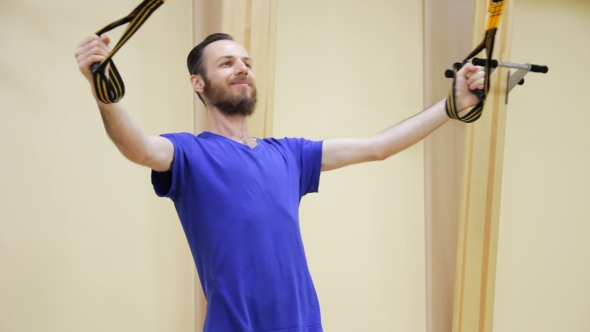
[204,40,250,61]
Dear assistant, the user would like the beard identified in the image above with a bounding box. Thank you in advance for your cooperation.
[203,75,257,117]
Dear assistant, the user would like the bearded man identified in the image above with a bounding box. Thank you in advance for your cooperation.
[75,32,485,332]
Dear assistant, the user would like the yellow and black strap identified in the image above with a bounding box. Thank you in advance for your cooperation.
[445,0,506,123]
[92,0,167,104]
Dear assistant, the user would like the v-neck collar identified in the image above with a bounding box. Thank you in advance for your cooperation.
[199,131,261,151]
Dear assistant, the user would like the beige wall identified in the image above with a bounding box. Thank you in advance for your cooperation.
[0,1,195,331]
[4,0,588,331]
[274,0,426,331]
[493,0,590,331]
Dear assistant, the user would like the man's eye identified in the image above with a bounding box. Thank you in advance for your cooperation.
[245,63,252,68]
[222,62,231,67]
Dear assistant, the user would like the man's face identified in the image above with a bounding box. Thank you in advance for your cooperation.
[200,40,257,116]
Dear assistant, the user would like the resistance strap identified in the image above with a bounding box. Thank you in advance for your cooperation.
[92,0,167,104]
[445,0,506,123]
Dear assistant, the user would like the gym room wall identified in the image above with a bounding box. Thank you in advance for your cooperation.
[0,0,195,331]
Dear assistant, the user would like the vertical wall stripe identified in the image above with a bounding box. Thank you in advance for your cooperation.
[192,0,223,329]
[263,0,278,137]
[456,126,476,332]
[244,0,252,52]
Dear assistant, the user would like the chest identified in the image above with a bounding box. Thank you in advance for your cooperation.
[191,143,300,202]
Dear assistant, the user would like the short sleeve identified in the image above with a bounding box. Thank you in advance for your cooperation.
[151,132,193,201]
[284,138,323,197]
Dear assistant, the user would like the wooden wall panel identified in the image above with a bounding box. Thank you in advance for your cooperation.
[423,1,474,331]
[424,1,515,331]
[221,0,277,138]
[451,1,514,331]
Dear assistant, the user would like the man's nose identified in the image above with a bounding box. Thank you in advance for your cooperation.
[234,60,249,75]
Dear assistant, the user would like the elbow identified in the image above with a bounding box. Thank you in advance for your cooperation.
[124,150,151,166]
[366,137,392,162]
[374,146,399,161]
[373,148,389,161]
[127,155,146,166]
[360,139,388,162]
[128,149,172,172]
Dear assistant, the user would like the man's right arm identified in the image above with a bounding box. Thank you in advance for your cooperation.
[97,102,174,172]
[75,34,173,172]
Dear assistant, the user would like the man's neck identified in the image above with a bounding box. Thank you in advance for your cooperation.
[206,106,257,147]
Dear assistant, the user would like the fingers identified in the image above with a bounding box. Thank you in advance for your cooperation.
[75,35,112,73]
[457,62,485,90]
[100,35,111,46]
[453,63,487,110]
[467,69,485,90]
[75,35,110,60]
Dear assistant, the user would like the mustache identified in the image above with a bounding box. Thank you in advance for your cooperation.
[229,78,253,85]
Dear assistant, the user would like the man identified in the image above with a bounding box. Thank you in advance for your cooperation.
[75,32,485,332]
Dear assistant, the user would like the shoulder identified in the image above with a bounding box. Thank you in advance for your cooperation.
[261,136,319,147]
[160,132,197,143]
[156,132,216,159]
[160,131,217,146]
[261,136,323,155]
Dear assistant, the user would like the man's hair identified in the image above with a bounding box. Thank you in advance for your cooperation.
[187,33,234,103]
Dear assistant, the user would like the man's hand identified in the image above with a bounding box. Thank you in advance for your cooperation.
[454,63,486,112]
[75,34,112,87]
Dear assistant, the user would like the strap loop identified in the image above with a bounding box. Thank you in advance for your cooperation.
[92,0,166,104]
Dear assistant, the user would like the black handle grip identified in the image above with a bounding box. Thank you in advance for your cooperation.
[444,61,467,78]
[472,58,498,68]
[91,62,100,73]
[530,64,549,73]
[473,88,484,100]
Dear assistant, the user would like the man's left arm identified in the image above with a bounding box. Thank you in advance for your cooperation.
[321,63,484,172]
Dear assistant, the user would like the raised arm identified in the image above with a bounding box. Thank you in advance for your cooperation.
[321,63,484,172]
[75,35,173,172]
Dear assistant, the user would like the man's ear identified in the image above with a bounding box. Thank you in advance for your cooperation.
[190,74,205,94]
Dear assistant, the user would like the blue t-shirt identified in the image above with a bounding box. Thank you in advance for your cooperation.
[151,131,324,332]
